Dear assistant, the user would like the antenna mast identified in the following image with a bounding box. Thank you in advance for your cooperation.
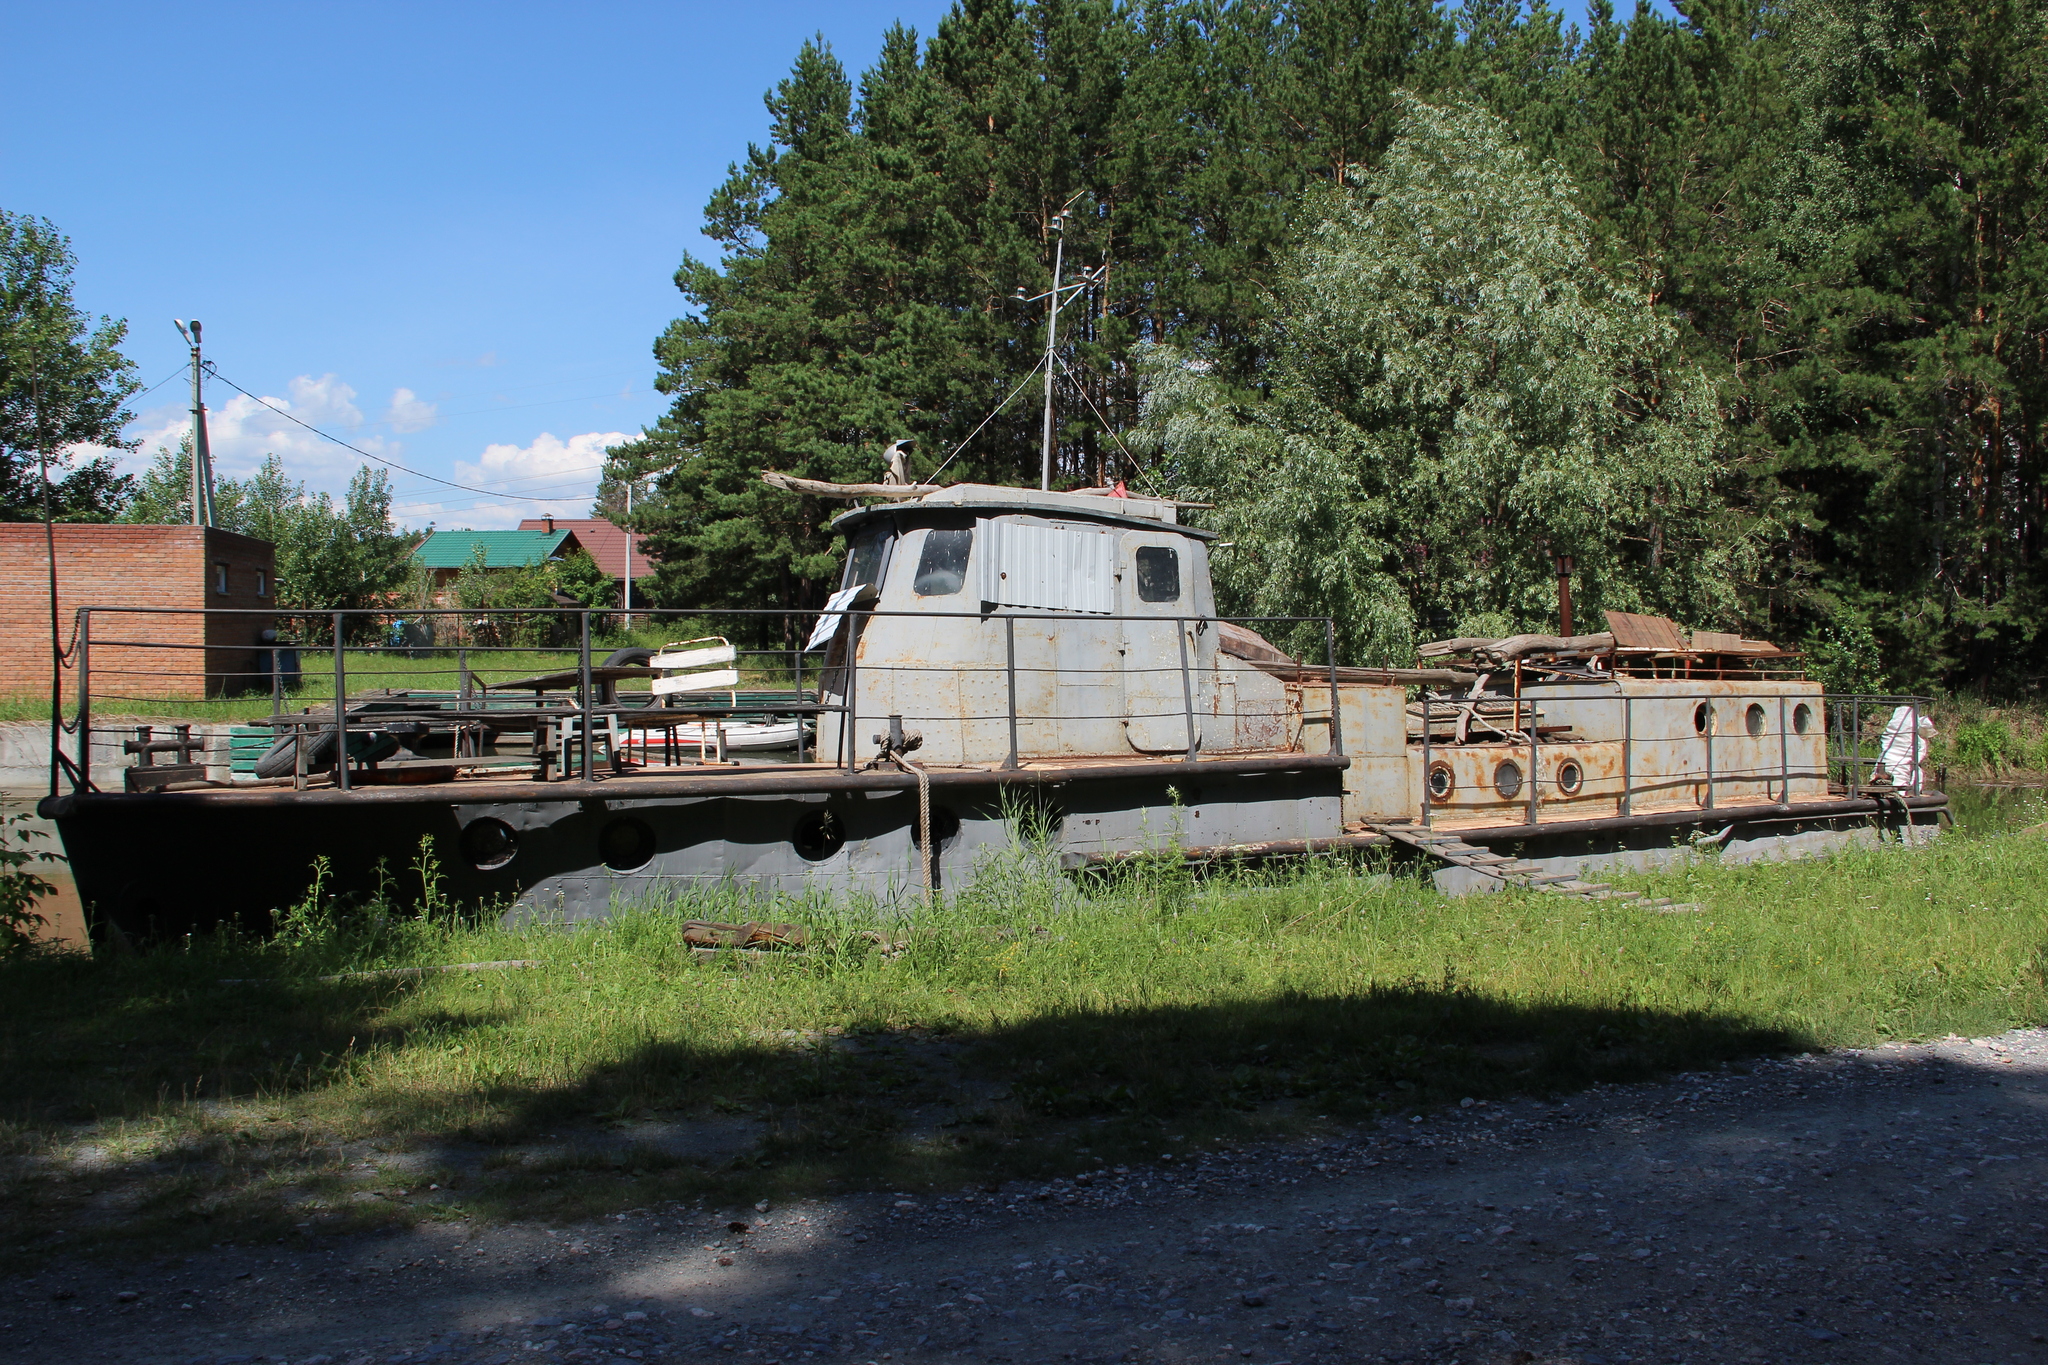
[175,319,217,527]
[1016,212,1105,492]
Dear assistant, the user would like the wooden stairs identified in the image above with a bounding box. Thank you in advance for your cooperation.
[1369,824,1702,913]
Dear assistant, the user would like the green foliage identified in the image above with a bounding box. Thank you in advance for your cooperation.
[1143,98,1736,662]
[444,546,616,647]
[611,0,2048,689]
[1950,720,2014,773]
[611,2,1455,635]
[0,812,61,959]
[1802,615,1889,695]
[0,210,139,522]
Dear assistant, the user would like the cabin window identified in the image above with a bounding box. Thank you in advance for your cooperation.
[213,562,228,595]
[913,529,974,597]
[1493,760,1524,800]
[1556,760,1583,795]
[1134,545,1181,603]
[1745,703,1767,736]
[842,526,895,594]
[255,570,268,598]
[1793,703,1814,735]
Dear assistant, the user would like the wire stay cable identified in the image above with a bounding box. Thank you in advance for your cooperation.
[925,355,1048,483]
[207,367,588,503]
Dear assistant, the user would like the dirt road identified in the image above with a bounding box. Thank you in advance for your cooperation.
[6,1029,2044,1365]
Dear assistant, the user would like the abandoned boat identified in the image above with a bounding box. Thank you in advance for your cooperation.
[40,479,1943,939]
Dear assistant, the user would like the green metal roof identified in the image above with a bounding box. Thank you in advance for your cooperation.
[412,528,574,570]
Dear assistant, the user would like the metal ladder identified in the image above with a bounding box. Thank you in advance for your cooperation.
[1370,824,1701,912]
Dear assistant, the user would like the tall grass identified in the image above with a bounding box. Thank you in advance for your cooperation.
[2,822,2043,1260]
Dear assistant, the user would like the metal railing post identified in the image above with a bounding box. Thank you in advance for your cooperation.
[1778,694,1790,803]
[1702,695,1713,810]
[578,610,594,780]
[842,612,862,773]
[332,611,349,792]
[1421,695,1433,829]
[792,635,806,763]
[1619,692,1632,817]
[1849,699,1861,797]
[77,609,91,794]
[1527,704,1539,827]
[1177,615,1198,762]
[1003,615,1020,770]
[1325,617,1343,756]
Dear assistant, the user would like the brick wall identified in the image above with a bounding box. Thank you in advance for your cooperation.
[0,524,276,701]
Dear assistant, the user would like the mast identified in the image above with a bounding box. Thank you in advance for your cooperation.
[1039,217,1065,491]
[1015,210,1105,493]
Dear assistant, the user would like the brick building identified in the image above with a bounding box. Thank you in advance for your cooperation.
[0,524,277,701]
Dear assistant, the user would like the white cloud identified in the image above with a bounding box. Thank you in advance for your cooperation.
[384,387,438,433]
[283,374,362,427]
[395,428,627,530]
[114,373,396,487]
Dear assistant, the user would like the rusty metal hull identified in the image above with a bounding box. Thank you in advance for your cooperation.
[1425,794,1947,895]
[44,755,1349,937]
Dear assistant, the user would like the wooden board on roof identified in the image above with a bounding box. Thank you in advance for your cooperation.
[1603,610,1689,652]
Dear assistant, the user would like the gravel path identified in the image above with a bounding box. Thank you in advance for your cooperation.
[7,1029,2045,1365]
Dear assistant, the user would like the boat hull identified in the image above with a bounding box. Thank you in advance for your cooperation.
[43,755,1348,939]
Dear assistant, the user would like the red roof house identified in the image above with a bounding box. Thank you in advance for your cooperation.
[516,516,653,605]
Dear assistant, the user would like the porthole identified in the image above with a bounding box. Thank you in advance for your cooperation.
[1493,760,1524,800]
[1745,703,1767,737]
[599,816,657,872]
[1556,760,1584,796]
[459,817,518,871]
[1793,703,1814,735]
[792,808,846,862]
[1427,763,1455,800]
[911,804,962,851]
[1693,703,1714,734]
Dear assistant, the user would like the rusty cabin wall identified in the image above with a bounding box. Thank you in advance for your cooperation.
[1411,678,1829,826]
[1285,679,1411,825]
[819,519,1226,766]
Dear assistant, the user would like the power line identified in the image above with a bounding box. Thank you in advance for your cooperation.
[207,367,584,503]
[130,364,188,404]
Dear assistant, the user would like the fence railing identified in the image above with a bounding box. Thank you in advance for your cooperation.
[55,605,1344,795]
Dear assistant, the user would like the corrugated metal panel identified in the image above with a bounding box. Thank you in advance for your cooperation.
[977,517,1115,614]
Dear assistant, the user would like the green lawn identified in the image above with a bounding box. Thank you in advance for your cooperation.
[2,818,2043,1262]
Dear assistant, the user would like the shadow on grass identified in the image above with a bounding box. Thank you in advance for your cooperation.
[0,942,1804,1263]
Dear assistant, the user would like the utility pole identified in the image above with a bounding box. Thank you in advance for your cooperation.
[174,319,217,526]
[623,479,634,627]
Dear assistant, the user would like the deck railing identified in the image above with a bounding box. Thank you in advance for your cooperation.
[50,605,1345,796]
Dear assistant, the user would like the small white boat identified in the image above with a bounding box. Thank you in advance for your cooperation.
[624,719,811,754]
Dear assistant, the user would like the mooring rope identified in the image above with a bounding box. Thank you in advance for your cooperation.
[907,756,934,899]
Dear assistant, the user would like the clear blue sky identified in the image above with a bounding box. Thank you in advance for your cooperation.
[4,1,1623,530]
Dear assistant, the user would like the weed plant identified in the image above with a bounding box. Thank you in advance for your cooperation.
[1,820,2043,1262]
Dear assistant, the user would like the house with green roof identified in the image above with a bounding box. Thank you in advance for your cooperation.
[411,526,586,591]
